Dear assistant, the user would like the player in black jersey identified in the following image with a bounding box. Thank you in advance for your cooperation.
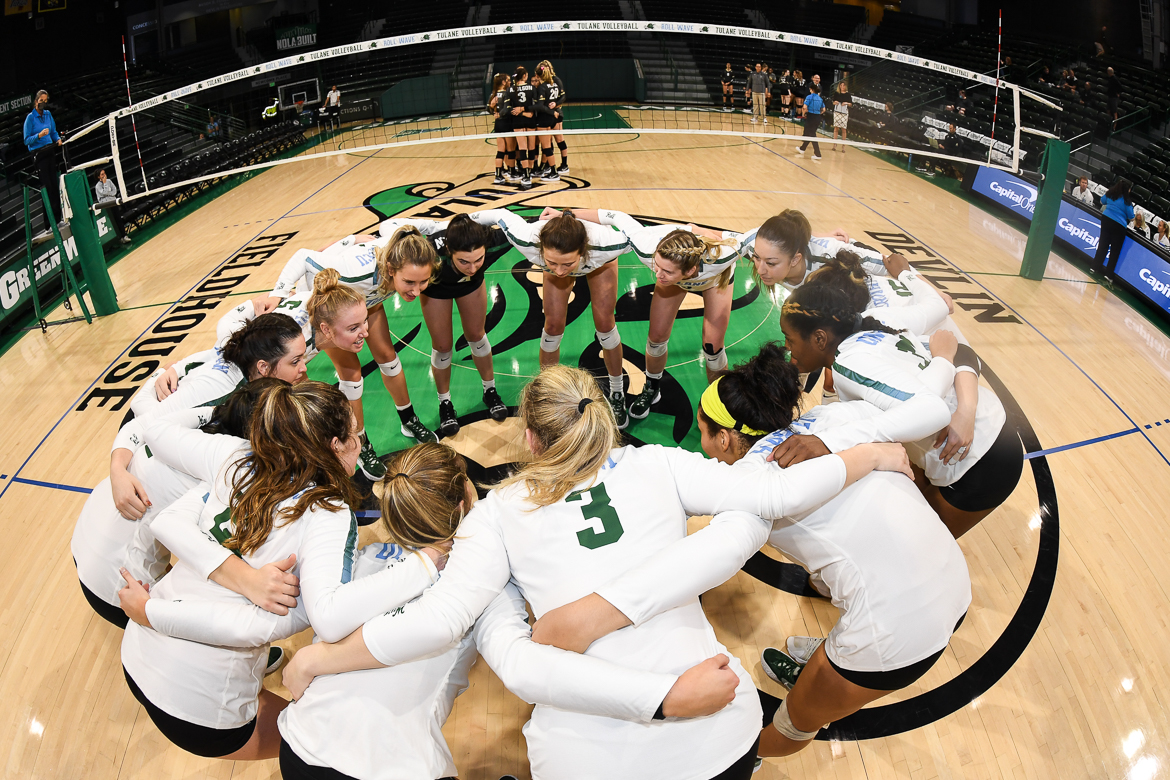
[720,62,735,110]
[537,60,569,174]
[489,73,516,184]
[509,66,537,190]
[533,69,561,181]
[379,214,512,435]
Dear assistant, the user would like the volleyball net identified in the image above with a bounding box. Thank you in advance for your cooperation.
[64,20,1064,205]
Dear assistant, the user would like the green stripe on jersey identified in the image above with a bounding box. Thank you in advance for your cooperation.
[305,256,376,285]
[832,362,915,401]
[501,224,537,248]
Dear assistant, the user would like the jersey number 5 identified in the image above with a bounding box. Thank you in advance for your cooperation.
[567,483,624,549]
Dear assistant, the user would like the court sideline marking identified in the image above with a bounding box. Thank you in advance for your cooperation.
[0,152,376,505]
[747,137,1170,469]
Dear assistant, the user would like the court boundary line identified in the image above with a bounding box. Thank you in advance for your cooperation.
[746,137,1170,470]
[0,153,376,503]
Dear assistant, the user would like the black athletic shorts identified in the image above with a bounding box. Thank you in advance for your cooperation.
[827,613,966,690]
[422,267,486,300]
[493,116,512,134]
[124,667,256,757]
[78,575,129,629]
[279,739,457,780]
[707,737,760,780]
[513,114,538,130]
[938,420,1024,513]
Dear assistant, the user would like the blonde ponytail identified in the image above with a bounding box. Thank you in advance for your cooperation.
[375,226,440,296]
[499,365,619,506]
[306,267,365,332]
[378,443,471,555]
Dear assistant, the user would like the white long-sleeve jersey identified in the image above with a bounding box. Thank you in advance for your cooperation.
[594,210,739,292]
[128,348,244,420]
[121,425,438,729]
[594,403,971,673]
[469,209,630,277]
[820,330,1006,486]
[735,228,889,290]
[215,290,318,360]
[865,269,970,344]
[360,444,851,780]
[269,235,391,309]
[72,408,216,605]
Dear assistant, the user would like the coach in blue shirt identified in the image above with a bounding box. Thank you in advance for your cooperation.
[796,82,824,159]
[24,89,64,226]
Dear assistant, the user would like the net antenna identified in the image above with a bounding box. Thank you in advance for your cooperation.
[69,20,1062,205]
[119,34,149,192]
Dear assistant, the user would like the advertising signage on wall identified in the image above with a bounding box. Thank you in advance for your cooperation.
[968,164,1170,321]
[276,24,317,51]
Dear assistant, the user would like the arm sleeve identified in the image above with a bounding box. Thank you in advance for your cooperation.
[816,349,953,452]
[379,218,448,238]
[595,510,771,628]
[472,584,676,723]
[134,364,239,419]
[468,209,530,242]
[23,115,37,148]
[112,417,147,455]
[145,598,310,648]
[869,273,949,335]
[809,236,888,276]
[149,485,235,580]
[270,249,316,298]
[50,115,59,143]
[215,300,255,348]
[362,505,511,665]
[173,348,219,379]
[665,446,847,519]
[297,509,440,643]
[141,414,246,484]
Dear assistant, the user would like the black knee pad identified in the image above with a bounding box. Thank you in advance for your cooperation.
[557,140,568,152]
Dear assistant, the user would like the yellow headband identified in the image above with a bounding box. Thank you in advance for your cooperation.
[700,377,768,437]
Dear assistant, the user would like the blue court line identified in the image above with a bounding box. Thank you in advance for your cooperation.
[0,153,377,505]
[746,137,1170,470]
[1024,428,1140,460]
[9,477,92,494]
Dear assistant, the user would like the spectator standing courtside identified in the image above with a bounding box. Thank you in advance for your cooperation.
[1106,68,1122,129]
[748,63,770,125]
[832,81,852,151]
[1094,179,1134,276]
[1070,176,1094,207]
[325,85,341,120]
[93,169,131,245]
[23,89,63,230]
[795,82,824,160]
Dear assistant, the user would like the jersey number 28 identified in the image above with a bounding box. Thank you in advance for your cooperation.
[567,483,624,549]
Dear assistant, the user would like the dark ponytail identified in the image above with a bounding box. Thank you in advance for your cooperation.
[699,343,803,446]
[444,213,492,256]
[803,249,870,311]
[201,377,289,437]
[754,210,812,287]
[782,283,901,342]
[221,312,303,380]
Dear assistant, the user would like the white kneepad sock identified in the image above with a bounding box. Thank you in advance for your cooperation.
[703,343,727,372]
[378,358,402,377]
[469,334,492,358]
[772,699,821,742]
[338,379,364,401]
[430,349,453,370]
[540,329,563,353]
[646,339,669,357]
[596,326,621,351]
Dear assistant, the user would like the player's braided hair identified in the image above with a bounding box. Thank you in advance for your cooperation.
[228,380,361,557]
[698,343,803,452]
[221,312,304,380]
[375,225,441,295]
[655,229,739,289]
[781,283,901,341]
[379,443,472,558]
[803,249,870,312]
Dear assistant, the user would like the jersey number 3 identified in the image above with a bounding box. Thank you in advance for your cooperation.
[567,483,624,549]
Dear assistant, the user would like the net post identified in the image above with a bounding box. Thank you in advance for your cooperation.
[63,170,119,316]
[1020,137,1071,280]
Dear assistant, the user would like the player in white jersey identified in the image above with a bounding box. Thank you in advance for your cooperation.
[538,346,969,760]
[378,214,512,437]
[470,208,634,426]
[133,313,308,422]
[217,268,392,479]
[777,282,1024,537]
[547,208,741,420]
[253,227,443,446]
[119,381,444,759]
[279,365,913,780]
[734,210,887,291]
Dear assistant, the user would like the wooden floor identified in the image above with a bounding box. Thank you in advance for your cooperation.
[2,125,1169,780]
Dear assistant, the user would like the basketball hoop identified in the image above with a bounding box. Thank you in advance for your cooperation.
[295,100,305,114]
